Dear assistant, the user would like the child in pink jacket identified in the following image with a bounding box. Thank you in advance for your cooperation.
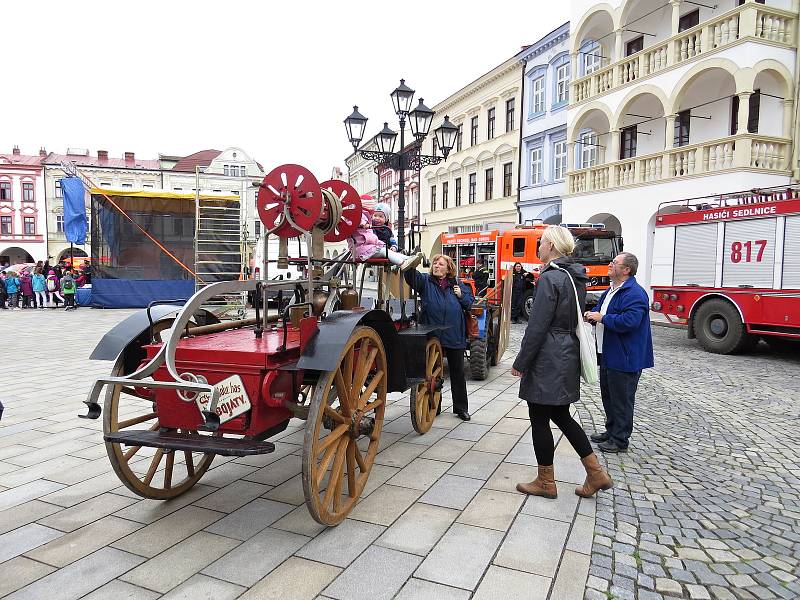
[348,196,423,270]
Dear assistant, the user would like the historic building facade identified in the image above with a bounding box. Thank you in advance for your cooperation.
[0,147,48,264]
[517,22,571,224]
[563,0,800,287]
[420,56,524,256]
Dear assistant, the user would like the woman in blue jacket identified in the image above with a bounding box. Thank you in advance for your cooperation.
[404,254,474,420]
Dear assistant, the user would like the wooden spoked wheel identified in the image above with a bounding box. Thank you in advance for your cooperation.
[410,338,444,434]
[302,326,387,525]
[103,322,215,499]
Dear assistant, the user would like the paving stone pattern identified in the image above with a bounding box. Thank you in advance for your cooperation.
[581,329,800,600]
[0,310,593,599]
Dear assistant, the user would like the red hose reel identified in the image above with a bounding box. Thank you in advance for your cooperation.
[257,164,362,240]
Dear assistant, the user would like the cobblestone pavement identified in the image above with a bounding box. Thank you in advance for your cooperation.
[580,328,800,600]
[0,310,594,599]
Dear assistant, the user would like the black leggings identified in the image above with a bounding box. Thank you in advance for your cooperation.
[444,347,468,413]
[528,403,593,466]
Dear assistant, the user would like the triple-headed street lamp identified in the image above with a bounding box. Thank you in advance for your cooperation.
[345,79,458,250]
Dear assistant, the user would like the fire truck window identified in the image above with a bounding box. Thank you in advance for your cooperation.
[512,238,525,257]
[573,237,615,262]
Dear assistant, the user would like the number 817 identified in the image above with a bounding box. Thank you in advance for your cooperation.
[730,240,767,263]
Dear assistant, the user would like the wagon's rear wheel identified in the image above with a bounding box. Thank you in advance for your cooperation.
[104,321,215,499]
[410,338,444,434]
[302,326,387,526]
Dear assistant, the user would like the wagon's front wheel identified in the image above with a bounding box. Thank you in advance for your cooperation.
[302,326,387,526]
[410,338,444,434]
[104,355,215,500]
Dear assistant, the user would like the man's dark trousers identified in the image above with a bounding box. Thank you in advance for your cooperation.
[599,361,641,449]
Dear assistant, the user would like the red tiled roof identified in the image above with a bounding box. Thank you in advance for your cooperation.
[171,149,222,172]
[0,153,44,167]
[43,152,161,170]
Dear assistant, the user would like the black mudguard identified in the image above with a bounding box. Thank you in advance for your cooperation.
[89,307,220,375]
[298,309,429,393]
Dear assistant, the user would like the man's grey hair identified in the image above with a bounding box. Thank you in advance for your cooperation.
[619,252,638,276]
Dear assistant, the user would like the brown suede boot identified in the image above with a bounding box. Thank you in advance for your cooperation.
[516,465,557,499]
[575,453,613,497]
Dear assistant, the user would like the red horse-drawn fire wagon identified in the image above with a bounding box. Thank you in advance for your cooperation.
[82,164,510,525]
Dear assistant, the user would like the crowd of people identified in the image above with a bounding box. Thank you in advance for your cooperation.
[0,260,91,310]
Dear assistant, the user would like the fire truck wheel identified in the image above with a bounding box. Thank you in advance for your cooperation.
[694,298,756,355]
[302,326,387,526]
[103,352,216,500]
[410,338,444,434]
[521,290,534,321]
[469,336,490,380]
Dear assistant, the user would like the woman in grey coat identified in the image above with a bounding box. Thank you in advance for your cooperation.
[511,226,612,500]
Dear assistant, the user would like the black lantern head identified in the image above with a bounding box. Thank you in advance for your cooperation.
[344,106,368,150]
[409,98,435,140]
[390,79,415,116]
[435,115,459,159]
[376,122,398,154]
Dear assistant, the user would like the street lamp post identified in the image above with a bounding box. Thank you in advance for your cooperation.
[345,79,458,250]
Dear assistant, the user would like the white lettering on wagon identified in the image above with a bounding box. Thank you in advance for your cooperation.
[195,374,251,424]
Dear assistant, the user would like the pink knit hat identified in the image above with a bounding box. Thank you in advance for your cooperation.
[360,194,376,211]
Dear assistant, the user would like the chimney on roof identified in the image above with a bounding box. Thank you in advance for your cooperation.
[39,148,47,158]
[12,146,20,156]
[98,150,108,161]
[124,151,135,162]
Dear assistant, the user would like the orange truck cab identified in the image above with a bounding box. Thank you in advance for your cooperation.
[442,224,621,318]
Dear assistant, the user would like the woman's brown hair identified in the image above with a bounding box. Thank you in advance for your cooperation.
[429,254,457,279]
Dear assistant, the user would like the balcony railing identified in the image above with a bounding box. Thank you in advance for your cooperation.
[571,3,797,104]
[568,134,791,194]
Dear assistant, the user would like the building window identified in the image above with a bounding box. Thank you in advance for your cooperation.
[506,98,515,132]
[455,177,462,206]
[582,41,602,76]
[553,141,567,180]
[487,108,495,140]
[23,217,35,235]
[100,182,111,188]
[22,182,34,201]
[620,126,637,159]
[56,214,64,233]
[143,183,154,188]
[738,0,765,3]
[679,9,699,32]
[626,36,644,56]
[432,137,439,157]
[470,116,479,146]
[468,173,476,203]
[555,63,570,106]
[730,90,761,135]
[173,187,183,191]
[456,124,463,152]
[54,180,62,197]
[674,110,691,147]
[579,132,598,168]
[254,220,261,237]
[484,168,494,201]
[430,185,436,212]
[0,216,11,234]
[530,147,543,185]
[0,181,11,201]
[503,163,513,197]
[442,181,449,209]
[532,76,545,114]
[121,183,133,188]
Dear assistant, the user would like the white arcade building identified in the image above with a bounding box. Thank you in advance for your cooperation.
[562,0,800,290]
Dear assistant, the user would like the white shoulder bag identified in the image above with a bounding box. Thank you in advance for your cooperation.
[550,263,599,385]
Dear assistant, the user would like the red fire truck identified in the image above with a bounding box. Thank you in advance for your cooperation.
[650,184,800,354]
[442,224,621,318]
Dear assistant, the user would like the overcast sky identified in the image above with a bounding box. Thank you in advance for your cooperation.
[4,1,567,178]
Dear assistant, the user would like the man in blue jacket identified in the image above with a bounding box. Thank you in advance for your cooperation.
[584,252,654,453]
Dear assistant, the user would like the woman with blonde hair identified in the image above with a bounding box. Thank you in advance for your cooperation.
[404,253,474,420]
[511,225,612,499]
